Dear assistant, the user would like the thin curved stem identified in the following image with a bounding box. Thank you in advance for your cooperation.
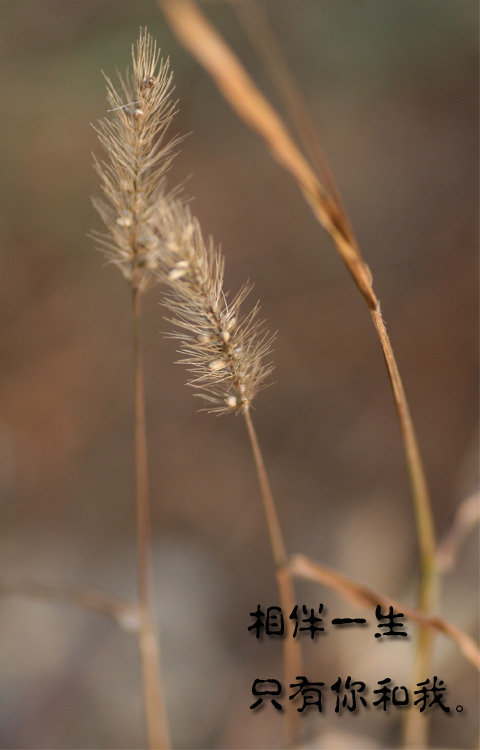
[156,7,439,746]
[370,308,437,748]
[243,406,302,749]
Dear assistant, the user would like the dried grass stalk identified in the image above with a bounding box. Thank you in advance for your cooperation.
[157,4,439,746]
[290,553,480,672]
[92,29,173,749]
[157,202,302,745]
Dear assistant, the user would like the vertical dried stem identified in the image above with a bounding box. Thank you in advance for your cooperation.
[92,31,176,746]
[158,204,298,745]
[243,406,302,749]
[157,6,439,745]
[371,308,437,749]
[133,287,170,750]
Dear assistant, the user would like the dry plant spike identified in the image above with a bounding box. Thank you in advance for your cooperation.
[92,28,180,292]
[289,554,480,673]
[157,202,275,414]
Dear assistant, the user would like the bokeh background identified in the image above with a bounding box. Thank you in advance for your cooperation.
[0,1,478,748]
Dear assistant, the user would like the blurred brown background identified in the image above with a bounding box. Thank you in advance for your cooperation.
[0,1,478,748]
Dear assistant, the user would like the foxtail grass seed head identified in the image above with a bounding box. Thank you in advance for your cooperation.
[92,30,274,413]
[91,28,181,292]
[156,203,275,414]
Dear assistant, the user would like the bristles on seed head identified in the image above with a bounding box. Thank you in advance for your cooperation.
[91,28,182,293]
[157,203,275,414]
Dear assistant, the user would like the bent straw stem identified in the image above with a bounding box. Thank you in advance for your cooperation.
[289,554,479,672]
[370,307,437,748]
[133,288,170,750]
[157,3,438,744]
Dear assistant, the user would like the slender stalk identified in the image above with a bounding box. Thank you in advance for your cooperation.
[243,406,302,750]
[132,287,170,750]
[91,30,182,748]
[157,203,298,745]
[156,7,439,746]
[371,308,437,749]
